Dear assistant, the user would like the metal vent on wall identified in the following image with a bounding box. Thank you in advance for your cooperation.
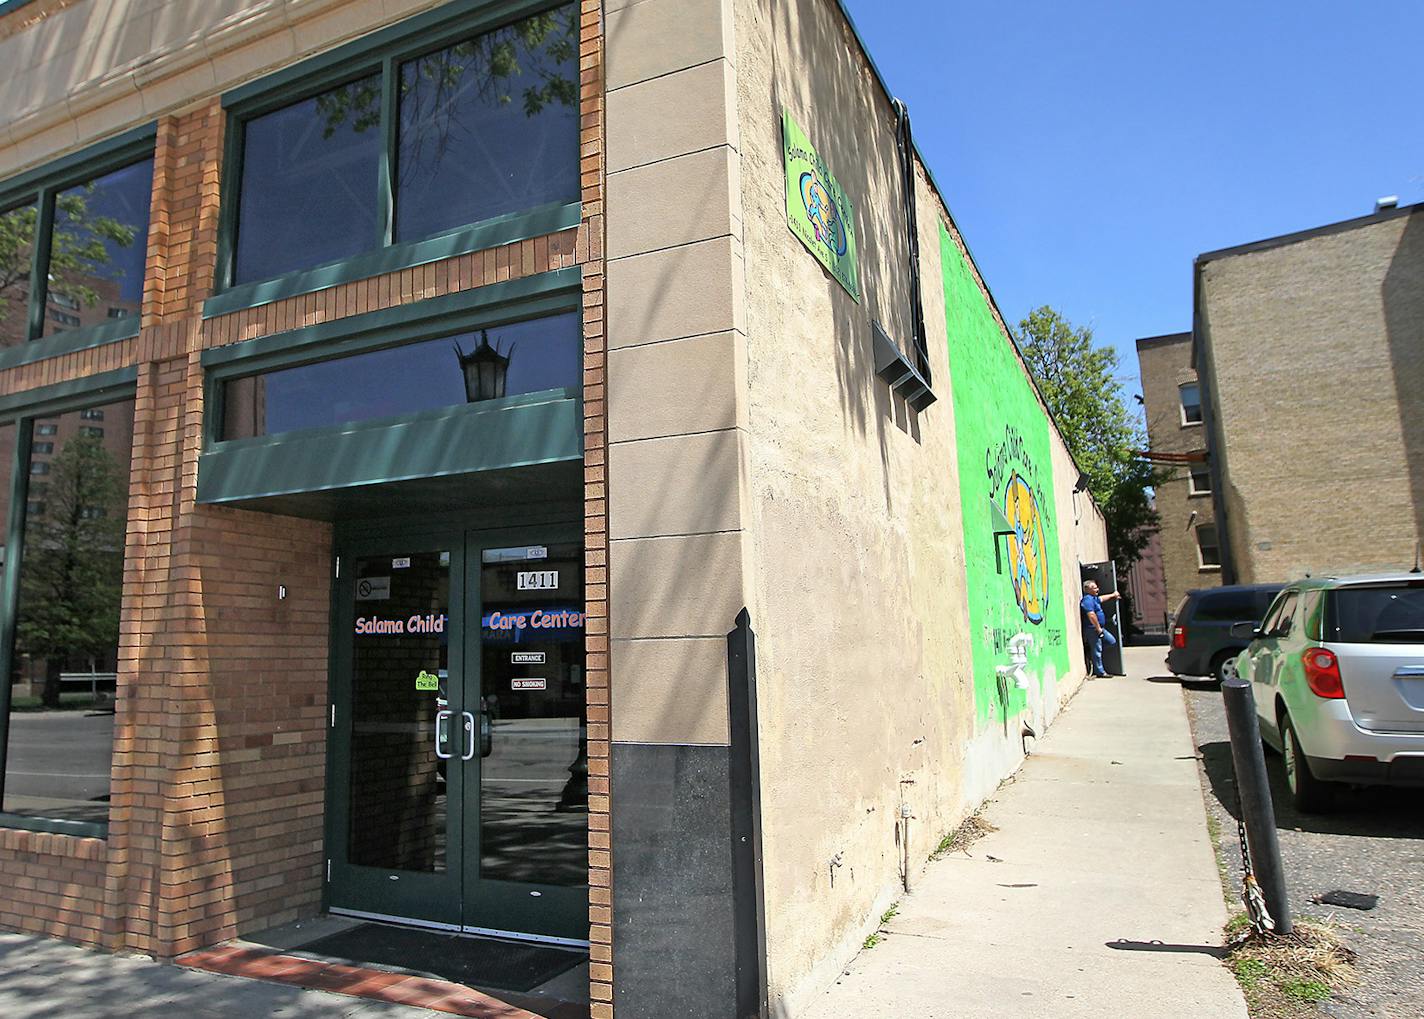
[872,320,936,411]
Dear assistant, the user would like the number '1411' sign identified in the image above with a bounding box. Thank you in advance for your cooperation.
[517,570,559,591]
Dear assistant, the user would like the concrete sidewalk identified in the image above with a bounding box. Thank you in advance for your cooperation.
[0,930,451,1018]
[804,646,1249,1019]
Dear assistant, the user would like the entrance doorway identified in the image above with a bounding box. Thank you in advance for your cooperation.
[326,524,588,945]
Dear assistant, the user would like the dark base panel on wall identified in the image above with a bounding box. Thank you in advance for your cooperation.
[611,742,736,1017]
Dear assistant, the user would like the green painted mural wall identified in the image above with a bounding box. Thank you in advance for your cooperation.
[940,224,1071,726]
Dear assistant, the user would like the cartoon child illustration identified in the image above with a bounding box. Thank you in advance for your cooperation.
[800,172,846,257]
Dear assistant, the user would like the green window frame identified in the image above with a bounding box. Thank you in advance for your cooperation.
[0,367,139,839]
[0,126,157,373]
[197,267,584,507]
[208,0,582,321]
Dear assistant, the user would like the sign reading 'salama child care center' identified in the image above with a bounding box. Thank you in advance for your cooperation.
[783,109,860,301]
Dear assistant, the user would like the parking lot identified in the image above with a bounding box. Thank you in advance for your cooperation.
[1175,667,1424,1019]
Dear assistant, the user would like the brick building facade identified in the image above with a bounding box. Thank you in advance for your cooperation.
[1192,202,1424,586]
[1136,331,1219,617]
[0,2,1109,1016]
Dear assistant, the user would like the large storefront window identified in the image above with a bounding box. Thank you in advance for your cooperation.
[226,2,578,286]
[395,9,579,243]
[234,74,383,283]
[45,160,153,336]
[1,397,134,828]
[0,155,153,350]
[220,310,580,440]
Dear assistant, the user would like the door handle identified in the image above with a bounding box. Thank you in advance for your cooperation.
[434,708,454,760]
[461,710,477,761]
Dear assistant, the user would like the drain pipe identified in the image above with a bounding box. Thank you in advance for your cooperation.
[898,776,917,893]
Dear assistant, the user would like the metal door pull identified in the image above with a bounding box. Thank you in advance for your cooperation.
[434,709,454,759]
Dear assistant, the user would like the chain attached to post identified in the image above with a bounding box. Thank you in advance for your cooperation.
[1237,802,1275,934]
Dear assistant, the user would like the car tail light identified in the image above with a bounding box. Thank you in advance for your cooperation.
[1302,647,1344,699]
[1172,625,1187,649]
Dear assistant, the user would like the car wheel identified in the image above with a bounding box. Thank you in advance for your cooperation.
[1281,712,1332,813]
[1211,649,1241,684]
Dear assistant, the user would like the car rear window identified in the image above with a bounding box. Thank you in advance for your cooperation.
[1324,581,1424,643]
[1193,591,1267,622]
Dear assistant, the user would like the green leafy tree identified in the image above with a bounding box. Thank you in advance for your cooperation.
[1013,306,1162,581]
[15,433,126,708]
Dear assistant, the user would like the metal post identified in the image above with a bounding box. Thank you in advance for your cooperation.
[1221,678,1293,935]
[727,608,768,1019]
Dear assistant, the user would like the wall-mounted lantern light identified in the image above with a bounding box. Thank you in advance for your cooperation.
[454,330,513,403]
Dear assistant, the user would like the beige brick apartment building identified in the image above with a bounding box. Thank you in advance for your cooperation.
[1191,201,1423,586]
[1136,331,1219,615]
[0,1,1108,1015]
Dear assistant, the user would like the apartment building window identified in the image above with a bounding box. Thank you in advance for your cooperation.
[1188,464,1212,495]
[35,424,57,436]
[31,442,53,455]
[0,145,153,352]
[225,2,579,289]
[1179,382,1202,425]
[0,397,136,835]
[1196,523,1221,569]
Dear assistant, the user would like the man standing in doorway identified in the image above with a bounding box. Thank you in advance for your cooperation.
[1081,580,1120,678]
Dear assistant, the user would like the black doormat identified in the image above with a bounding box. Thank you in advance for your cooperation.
[299,923,584,994]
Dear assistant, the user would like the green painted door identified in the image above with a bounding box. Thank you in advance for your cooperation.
[327,524,588,943]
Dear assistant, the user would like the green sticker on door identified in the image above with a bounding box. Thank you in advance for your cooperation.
[414,670,440,691]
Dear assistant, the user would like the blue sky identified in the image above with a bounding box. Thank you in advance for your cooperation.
[842,0,1424,395]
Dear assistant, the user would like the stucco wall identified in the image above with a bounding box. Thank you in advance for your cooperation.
[732,0,1105,1010]
[1197,208,1424,583]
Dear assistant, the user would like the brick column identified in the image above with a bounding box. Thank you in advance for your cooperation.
[580,1,613,1014]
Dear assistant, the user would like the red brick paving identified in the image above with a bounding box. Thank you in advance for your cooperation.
[177,944,588,1018]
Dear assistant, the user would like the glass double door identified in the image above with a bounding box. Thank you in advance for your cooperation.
[327,526,588,943]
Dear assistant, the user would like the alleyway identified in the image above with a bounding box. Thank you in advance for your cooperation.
[804,646,1249,1018]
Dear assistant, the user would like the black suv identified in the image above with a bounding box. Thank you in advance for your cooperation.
[1167,584,1284,682]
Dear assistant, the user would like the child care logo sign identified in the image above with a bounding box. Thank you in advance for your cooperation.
[783,109,860,302]
[987,424,1052,626]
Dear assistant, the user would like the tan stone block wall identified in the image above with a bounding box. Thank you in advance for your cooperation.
[0,0,449,180]
[1136,333,1218,613]
[1199,210,1424,583]
[604,0,747,754]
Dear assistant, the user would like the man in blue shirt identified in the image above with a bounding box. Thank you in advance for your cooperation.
[1080,580,1120,678]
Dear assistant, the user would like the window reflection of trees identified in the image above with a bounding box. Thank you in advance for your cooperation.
[15,426,128,710]
[0,162,150,349]
[315,8,578,140]
[0,207,36,346]
[398,7,578,194]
